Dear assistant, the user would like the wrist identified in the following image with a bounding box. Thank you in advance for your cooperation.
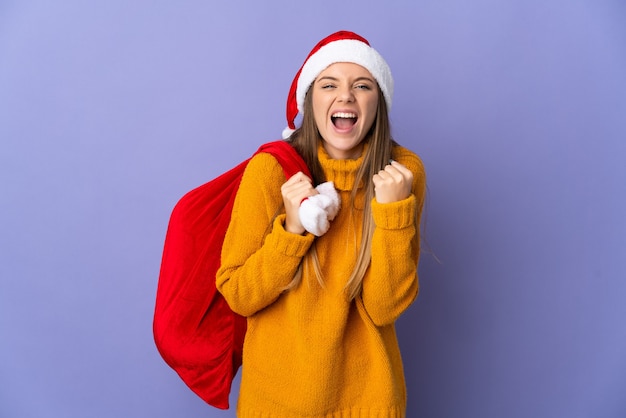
[283,218,305,235]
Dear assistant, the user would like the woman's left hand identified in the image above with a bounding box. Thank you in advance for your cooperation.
[372,160,413,204]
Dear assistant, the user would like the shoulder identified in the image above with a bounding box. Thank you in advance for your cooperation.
[243,151,287,184]
[235,151,288,205]
[232,151,286,213]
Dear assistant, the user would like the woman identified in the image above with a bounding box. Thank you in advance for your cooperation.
[216,30,426,417]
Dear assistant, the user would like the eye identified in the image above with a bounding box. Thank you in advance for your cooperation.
[321,83,336,89]
[355,84,372,90]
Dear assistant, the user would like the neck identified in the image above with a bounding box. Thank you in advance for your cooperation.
[322,142,364,160]
[318,143,368,191]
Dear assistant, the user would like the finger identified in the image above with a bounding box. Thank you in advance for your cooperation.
[383,165,402,180]
[382,164,412,188]
[379,166,405,187]
[389,160,413,178]
[286,171,312,185]
[372,171,388,187]
[282,174,312,194]
[283,181,316,205]
[375,169,390,180]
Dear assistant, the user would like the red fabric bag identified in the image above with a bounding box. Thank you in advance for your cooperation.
[153,141,310,409]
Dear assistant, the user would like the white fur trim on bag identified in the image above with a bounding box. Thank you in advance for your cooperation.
[299,181,340,236]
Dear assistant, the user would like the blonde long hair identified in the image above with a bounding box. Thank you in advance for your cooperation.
[285,87,396,300]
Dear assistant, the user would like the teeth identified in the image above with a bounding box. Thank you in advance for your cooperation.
[332,112,357,119]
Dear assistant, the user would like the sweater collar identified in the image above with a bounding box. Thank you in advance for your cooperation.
[318,143,368,191]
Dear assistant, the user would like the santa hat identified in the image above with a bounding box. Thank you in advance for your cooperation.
[282,30,394,139]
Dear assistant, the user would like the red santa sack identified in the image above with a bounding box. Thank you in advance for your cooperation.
[153,141,310,409]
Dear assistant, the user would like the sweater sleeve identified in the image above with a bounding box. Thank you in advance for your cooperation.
[216,152,315,317]
[360,148,427,326]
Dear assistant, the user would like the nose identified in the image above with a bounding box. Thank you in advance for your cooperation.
[337,85,355,103]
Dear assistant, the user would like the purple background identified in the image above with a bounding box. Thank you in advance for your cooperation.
[1,1,625,417]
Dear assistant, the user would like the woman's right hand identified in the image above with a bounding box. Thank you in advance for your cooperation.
[281,171,317,234]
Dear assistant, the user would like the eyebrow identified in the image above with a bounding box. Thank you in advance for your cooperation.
[316,76,375,83]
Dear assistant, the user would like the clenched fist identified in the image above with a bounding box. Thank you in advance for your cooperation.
[281,171,317,234]
[372,160,413,204]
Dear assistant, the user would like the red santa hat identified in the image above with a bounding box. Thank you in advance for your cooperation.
[282,30,394,139]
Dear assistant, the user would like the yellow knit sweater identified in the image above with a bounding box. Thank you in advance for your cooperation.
[217,143,426,418]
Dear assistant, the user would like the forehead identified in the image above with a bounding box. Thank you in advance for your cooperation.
[317,62,375,80]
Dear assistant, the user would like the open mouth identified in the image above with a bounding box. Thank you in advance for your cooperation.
[331,112,358,130]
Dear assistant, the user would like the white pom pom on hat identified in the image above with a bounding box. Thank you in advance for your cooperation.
[282,30,394,139]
